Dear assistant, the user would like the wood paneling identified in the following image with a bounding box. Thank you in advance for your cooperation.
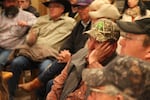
[31,0,48,16]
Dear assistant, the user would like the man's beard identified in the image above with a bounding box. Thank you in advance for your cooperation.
[4,6,19,18]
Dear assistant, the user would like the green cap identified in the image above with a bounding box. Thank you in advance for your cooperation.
[84,18,120,42]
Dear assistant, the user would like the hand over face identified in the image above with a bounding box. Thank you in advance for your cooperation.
[88,42,115,64]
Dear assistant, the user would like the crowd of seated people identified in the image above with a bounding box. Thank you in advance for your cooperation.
[0,0,150,100]
[19,0,92,99]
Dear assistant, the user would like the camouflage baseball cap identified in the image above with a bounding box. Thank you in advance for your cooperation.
[84,18,120,42]
[82,56,150,99]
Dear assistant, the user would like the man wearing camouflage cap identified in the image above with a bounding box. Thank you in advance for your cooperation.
[47,18,120,100]
[82,56,150,100]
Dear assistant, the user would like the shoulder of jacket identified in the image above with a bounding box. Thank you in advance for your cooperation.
[61,15,76,23]
[19,9,36,17]
[36,15,49,20]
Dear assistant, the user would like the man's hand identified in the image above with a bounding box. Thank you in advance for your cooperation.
[17,20,28,27]
[57,50,71,63]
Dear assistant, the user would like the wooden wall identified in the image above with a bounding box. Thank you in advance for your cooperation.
[31,0,150,16]
[31,0,48,16]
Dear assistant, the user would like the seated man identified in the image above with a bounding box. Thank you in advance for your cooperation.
[82,56,150,100]
[47,18,120,100]
[0,0,36,69]
[7,0,76,99]
[117,17,150,61]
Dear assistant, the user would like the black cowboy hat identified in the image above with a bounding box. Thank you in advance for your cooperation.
[43,0,71,13]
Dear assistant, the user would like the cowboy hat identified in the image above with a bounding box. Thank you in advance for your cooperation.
[43,0,71,13]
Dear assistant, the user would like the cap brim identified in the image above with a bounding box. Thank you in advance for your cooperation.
[116,20,145,34]
[75,3,90,6]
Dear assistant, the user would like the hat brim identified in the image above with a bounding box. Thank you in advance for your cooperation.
[116,20,145,34]
[42,0,71,13]
[43,1,51,7]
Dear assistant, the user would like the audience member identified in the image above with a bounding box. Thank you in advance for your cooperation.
[82,56,150,100]
[18,0,92,99]
[0,0,36,69]
[117,17,150,61]
[121,0,150,21]
[7,0,76,99]
[17,0,40,17]
[47,18,120,100]
[66,0,80,21]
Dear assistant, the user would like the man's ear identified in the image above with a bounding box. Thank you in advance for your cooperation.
[144,47,150,61]
[115,94,124,100]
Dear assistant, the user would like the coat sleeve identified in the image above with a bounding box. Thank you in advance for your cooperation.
[46,60,71,100]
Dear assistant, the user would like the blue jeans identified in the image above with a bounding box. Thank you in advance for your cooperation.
[46,79,53,94]
[7,56,54,99]
[36,60,67,99]
[0,48,11,69]
[38,60,66,83]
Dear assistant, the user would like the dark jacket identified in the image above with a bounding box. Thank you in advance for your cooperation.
[60,20,91,54]
[24,6,40,17]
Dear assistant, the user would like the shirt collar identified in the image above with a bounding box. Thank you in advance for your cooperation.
[81,20,91,28]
